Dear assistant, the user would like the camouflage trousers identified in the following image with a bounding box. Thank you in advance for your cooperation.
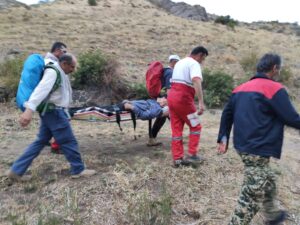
[229,153,281,225]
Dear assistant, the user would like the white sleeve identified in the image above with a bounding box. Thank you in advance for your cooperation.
[190,62,202,81]
[24,68,57,111]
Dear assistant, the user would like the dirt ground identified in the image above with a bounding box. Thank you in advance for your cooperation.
[0,103,299,225]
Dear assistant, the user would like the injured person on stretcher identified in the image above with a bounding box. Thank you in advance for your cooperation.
[120,97,169,120]
[70,97,169,122]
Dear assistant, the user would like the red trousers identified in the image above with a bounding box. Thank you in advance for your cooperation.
[168,83,202,160]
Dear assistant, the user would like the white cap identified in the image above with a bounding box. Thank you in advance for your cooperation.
[168,54,180,62]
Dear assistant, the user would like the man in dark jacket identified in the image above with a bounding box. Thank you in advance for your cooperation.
[217,53,300,225]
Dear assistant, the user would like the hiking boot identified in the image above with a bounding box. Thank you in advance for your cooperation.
[6,170,32,182]
[265,211,287,225]
[71,169,96,179]
[173,158,191,168]
[147,138,162,147]
[186,154,205,164]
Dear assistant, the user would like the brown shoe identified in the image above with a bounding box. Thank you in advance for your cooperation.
[6,170,32,182]
[147,138,162,147]
[71,169,96,179]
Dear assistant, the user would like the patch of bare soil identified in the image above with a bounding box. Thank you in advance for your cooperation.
[0,103,299,225]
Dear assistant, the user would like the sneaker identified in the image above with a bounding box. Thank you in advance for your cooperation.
[173,158,191,168]
[6,170,32,182]
[186,154,205,164]
[147,138,162,147]
[71,169,96,179]
[266,211,287,225]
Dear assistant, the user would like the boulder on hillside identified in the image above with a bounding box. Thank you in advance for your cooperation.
[148,0,209,21]
[0,0,29,10]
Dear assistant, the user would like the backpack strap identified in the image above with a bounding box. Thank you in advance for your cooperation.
[44,64,61,94]
[38,65,61,115]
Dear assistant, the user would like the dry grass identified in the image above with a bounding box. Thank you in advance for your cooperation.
[0,104,299,225]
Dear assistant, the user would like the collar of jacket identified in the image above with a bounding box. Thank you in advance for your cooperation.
[250,72,273,81]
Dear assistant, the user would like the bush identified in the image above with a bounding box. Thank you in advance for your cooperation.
[215,15,238,29]
[72,50,130,102]
[203,69,234,108]
[72,50,108,88]
[129,83,149,99]
[0,55,25,98]
[88,0,97,6]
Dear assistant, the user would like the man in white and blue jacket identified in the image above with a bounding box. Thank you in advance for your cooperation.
[217,53,300,225]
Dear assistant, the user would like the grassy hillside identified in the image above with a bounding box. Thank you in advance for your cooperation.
[1,0,300,84]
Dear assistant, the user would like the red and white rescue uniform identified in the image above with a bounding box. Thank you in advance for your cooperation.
[167,57,202,160]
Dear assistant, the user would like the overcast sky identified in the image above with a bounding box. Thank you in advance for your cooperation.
[17,0,54,5]
[172,0,300,24]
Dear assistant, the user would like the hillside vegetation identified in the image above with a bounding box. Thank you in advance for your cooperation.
[0,0,300,85]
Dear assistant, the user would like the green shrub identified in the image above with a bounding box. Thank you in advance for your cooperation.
[130,83,149,99]
[203,69,234,108]
[0,55,25,98]
[88,0,97,6]
[72,50,108,88]
[215,15,238,29]
[72,50,130,102]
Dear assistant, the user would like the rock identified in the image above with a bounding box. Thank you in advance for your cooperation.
[0,0,29,10]
[147,0,209,22]
[7,48,21,55]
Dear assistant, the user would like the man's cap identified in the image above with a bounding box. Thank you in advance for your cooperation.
[168,55,180,62]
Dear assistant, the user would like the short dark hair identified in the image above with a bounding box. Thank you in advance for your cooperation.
[50,42,67,53]
[59,53,73,64]
[256,54,281,73]
[191,46,208,56]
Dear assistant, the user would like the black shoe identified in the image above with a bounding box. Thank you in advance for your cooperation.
[185,154,205,164]
[173,158,191,168]
[266,211,287,225]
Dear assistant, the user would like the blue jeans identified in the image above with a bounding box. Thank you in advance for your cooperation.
[11,109,85,175]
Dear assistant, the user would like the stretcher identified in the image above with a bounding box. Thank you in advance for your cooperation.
[69,106,136,132]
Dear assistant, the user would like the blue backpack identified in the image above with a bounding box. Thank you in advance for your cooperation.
[16,54,61,112]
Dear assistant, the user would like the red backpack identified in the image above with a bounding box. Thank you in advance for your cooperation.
[145,61,164,99]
